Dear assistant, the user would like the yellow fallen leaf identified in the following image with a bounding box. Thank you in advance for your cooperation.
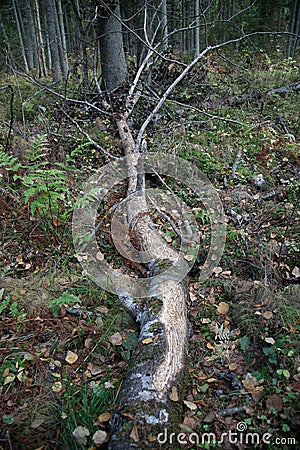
[184,254,194,261]
[98,412,111,423]
[65,351,78,364]
[262,311,273,320]
[216,302,230,315]
[169,386,179,402]
[142,337,153,345]
[229,363,238,371]
[96,251,104,261]
[52,381,63,392]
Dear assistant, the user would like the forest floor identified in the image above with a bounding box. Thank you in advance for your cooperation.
[0,53,299,449]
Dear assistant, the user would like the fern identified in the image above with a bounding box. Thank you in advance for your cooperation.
[0,149,21,172]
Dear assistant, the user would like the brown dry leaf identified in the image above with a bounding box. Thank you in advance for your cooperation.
[87,362,103,375]
[206,342,214,349]
[98,412,111,423]
[228,363,238,371]
[142,337,153,345]
[109,332,122,346]
[65,351,79,364]
[266,394,283,411]
[2,368,9,378]
[251,390,263,403]
[216,302,229,315]
[147,435,157,443]
[213,266,223,275]
[262,311,273,320]
[183,415,197,430]
[184,254,194,261]
[92,430,107,446]
[73,426,90,445]
[16,254,23,263]
[129,425,139,442]
[169,386,179,402]
[242,379,255,391]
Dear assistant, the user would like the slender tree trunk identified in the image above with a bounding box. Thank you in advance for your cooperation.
[98,1,128,90]
[288,0,300,57]
[57,0,69,77]
[12,0,29,72]
[161,0,168,50]
[33,0,47,76]
[135,0,146,67]
[71,0,90,97]
[194,0,200,57]
[44,0,61,82]
[25,0,37,70]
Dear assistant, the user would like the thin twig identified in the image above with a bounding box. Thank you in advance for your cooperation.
[58,106,116,160]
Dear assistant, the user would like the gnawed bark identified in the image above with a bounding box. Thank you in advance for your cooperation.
[108,116,192,448]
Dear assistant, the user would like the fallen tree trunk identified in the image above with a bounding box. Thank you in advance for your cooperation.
[108,118,192,449]
[203,80,300,109]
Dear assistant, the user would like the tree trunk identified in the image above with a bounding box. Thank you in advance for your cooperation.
[25,0,37,70]
[288,0,300,57]
[194,0,200,57]
[57,0,69,78]
[44,0,61,82]
[161,0,168,50]
[33,0,47,76]
[12,0,29,72]
[98,1,128,90]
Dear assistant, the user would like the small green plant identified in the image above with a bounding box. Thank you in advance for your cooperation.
[0,289,26,320]
[49,292,82,317]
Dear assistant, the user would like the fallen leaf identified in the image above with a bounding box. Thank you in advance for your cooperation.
[184,254,194,261]
[96,252,104,261]
[98,412,111,423]
[229,363,238,371]
[142,337,153,345]
[52,381,63,392]
[92,430,107,446]
[104,381,115,389]
[87,363,103,376]
[264,337,275,344]
[266,394,283,411]
[30,418,44,428]
[65,351,79,364]
[130,425,139,442]
[2,368,10,378]
[213,266,223,275]
[4,374,16,385]
[216,302,229,315]
[109,332,122,346]
[292,266,300,278]
[73,426,90,445]
[262,311,273,320]
[169,386,179,402]
[183,400,197,410]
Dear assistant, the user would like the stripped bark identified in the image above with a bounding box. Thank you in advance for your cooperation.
[108,116,193,448]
